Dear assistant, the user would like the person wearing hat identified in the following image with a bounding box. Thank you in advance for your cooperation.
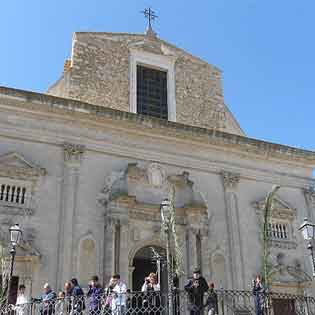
[185,268,209,315]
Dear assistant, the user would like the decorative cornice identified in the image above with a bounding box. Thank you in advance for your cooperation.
[268,239,297,250]
[63,142,85,163]
[108,194,206,225]
[0,204,34,216]
[1,86,315,165]
[0,168,44,180]
[221,171,240,189]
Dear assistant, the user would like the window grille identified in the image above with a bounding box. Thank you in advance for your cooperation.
[268,222,289,240]
[0,183,27,205]
[137,65,168,120]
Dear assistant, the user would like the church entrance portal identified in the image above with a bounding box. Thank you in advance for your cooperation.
[132,246,168,292]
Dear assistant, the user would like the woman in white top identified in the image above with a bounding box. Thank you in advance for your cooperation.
[141,273,160,314]
[15,285,29,315]
[141,273,160,292]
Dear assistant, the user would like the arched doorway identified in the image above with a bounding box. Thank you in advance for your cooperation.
[132,246,167,292]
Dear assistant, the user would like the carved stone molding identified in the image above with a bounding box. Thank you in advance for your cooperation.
[268,239,298,250]
[0,152,46,180]
[63,142,85,163]
[221,171,240,189]
[147,163,166,188]
[0,204,35,216]
[253,196,297,221]
[303,187,315,206]
[97,169,127,207]
[253,194,298,250]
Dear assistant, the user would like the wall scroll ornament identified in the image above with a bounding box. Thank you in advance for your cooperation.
[97,170,126,207]
[221,171,240,189]
[63,143,85,162]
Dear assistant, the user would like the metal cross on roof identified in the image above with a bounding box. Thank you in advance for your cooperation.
[141,8,158,37]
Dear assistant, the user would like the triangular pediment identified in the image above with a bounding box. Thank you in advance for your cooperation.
[253,195,294,211]
[252,195,296,219]
[0,152,46,179]
[0,152,37,169]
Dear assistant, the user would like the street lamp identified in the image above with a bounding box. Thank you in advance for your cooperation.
[160,198,173,315]
[7,224,22,303]
[299,218,315,277]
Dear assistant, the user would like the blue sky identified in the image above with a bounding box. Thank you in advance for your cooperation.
[1,1,314,150]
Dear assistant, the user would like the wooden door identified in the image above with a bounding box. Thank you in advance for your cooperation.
[272,298,296,315]
[8,276,19,304]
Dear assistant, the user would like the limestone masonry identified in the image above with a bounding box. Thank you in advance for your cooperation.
[0,29,314,299]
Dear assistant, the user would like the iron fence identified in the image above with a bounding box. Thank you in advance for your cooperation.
[0,290,314,315]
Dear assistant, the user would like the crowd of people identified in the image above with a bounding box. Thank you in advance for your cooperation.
[13,269,265,315]
[13,269,220,315]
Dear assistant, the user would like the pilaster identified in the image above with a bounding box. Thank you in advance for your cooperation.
[303,187,315,221]
[221,170,245,290]
[103,218,118,284]
[57,142,85,288]
[119,221,129,284]
[186,227,199,275]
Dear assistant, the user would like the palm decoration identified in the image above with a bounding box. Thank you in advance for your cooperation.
[262,185,280,288]
[167,184,184,278]
[0,248,8,305]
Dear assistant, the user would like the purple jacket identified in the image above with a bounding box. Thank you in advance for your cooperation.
[87,285,104,310]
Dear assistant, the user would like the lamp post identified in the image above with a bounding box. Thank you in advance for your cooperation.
[299,218,315,277]
[160,198,173,315]
[7,224,22,303]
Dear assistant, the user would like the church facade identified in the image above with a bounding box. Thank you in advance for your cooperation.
[0,26,315,297]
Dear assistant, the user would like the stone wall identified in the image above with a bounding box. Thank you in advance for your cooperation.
[0,88,314,295]
[47,32,243,135]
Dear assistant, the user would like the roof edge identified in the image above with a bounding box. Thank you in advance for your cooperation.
[0,86,314,165]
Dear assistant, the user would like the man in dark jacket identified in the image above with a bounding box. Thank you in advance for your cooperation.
[185,269,209,315]
[70,278,85,314]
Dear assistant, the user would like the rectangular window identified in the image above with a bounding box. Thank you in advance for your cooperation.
[137,65,168,120]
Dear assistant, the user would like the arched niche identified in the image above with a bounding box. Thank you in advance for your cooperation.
[78,238,97,287]
[211,253,227,289]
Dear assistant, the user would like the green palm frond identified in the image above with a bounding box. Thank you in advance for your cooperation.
[262,185,280,288]
[167,184,184,278]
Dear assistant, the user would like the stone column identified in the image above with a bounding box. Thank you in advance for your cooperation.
[57,143,84,288]
[103,218,121,283]
[119,221,129,284]
[103,220,115,284]
[128,266,135,290]
[113,221,121,274]
[303,187,315,221]
[185,227,199,275]
[200,230,210,280]
[221,171,245,290]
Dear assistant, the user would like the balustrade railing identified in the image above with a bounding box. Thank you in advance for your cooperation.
[0,290,314,315]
